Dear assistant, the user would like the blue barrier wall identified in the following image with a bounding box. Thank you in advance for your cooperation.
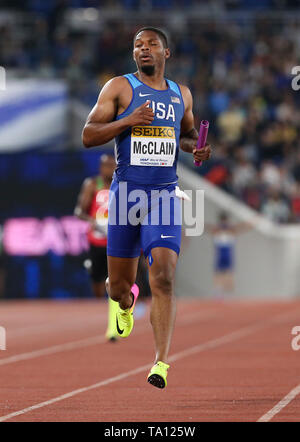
[0,149,113,299]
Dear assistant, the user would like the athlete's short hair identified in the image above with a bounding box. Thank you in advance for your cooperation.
[133,26,169,49]
[100,153,115,164]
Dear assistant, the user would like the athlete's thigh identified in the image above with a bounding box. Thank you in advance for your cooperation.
[107,256,140,287]
[147,247,178,287]
[140,184,182,259]
[107,179,141,258]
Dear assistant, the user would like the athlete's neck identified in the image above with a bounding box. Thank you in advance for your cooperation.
[135,70,168,91]
[100,176,112,188]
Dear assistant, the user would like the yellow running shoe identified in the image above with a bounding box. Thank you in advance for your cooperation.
[105,297,119,342]
[147,361,170,389]
[115,283,139,338]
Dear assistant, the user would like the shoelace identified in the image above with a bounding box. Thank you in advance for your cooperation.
[119,309,132,323]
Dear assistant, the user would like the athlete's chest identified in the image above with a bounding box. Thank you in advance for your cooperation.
[134,90,183,124]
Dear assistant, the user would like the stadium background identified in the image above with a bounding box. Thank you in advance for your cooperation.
[1,0,300,299]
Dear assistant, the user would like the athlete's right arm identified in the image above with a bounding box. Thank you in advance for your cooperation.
[82,77,154,148]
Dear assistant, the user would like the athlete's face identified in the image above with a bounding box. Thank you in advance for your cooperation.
[133,30,170,74]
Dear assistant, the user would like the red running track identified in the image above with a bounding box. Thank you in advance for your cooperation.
[0,297,300,422]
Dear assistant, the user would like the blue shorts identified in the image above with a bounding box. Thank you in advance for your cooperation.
[215,246,234,271]
[107,179,182,259]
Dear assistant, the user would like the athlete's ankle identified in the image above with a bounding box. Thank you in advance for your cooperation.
[119,293,134,311]
[129,292,134,309]
[155,358,169,365]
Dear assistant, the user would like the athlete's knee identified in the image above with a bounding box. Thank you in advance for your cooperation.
[150,267,174,294]
[108,279,132,302]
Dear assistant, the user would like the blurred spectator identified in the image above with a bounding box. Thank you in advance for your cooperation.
[260,160,282,190]
[1,3,300,223]
[230,149,257,198]
[217,101,246,144]
[208,82,230,117]
[261,187,291,223]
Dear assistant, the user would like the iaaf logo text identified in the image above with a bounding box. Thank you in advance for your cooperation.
[0,326,6,350]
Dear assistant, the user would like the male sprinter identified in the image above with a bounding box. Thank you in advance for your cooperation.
[82,27,211,388]
[75,154,119,341]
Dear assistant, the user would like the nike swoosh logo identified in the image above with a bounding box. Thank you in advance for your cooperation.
[116,315,124,335]
[139,92,152,97]
[161,234,175,239]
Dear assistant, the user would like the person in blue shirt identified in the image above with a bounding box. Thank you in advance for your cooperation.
[82,26,212,388]
[205,211,255,300]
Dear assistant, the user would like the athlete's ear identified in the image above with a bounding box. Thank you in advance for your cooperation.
[165,48,170,60]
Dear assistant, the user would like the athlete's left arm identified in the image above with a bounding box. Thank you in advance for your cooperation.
[179,85,211,162]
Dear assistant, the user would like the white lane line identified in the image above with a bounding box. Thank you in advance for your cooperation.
[0,335,107,366]
[0,308,297,422]
[257,384,300,422]
[7,314,106,337]
[0,309,218,367]
[0,363,152,422]
[170,308,297,363]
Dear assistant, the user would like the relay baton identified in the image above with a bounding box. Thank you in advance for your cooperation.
[194,120,209,167]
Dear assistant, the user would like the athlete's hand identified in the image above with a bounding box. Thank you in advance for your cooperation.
[126,100,154,126]
[193,143,212,162]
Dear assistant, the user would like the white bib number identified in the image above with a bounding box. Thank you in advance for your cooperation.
[130,126,176,167]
